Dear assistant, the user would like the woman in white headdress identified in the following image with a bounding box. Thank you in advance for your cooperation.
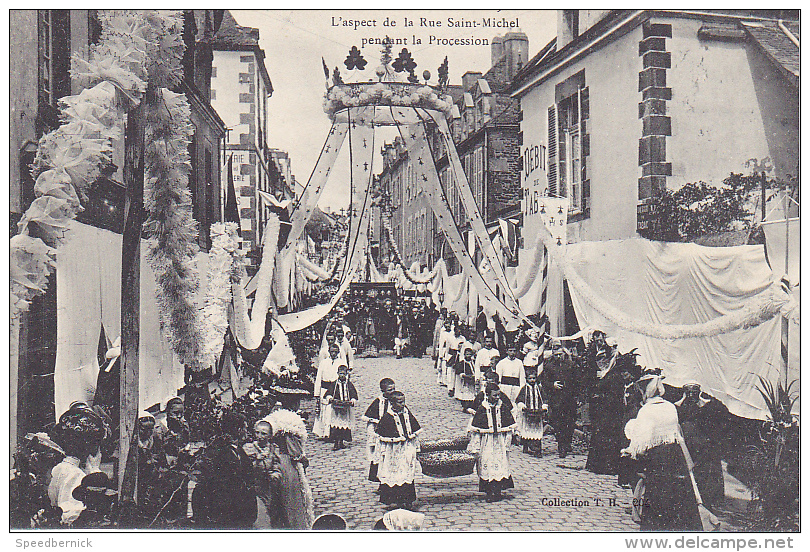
[622,374,702,531]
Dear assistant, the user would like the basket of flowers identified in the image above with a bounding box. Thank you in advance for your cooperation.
[417,435,475,477]
[417,449,476,478]
[418,435,470,453]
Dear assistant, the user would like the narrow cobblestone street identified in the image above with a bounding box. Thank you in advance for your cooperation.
[304,353,639,531]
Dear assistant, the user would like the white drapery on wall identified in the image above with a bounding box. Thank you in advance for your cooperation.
[563,238,789,420]
[54,221,197,418]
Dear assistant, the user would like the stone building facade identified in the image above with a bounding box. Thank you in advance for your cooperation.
[377,32,528,275]
[211,11,278,262]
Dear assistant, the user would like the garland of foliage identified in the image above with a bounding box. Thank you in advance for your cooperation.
[10,11,160,320]
[297,233,348,283]
[139,12,208,370]
[200,223,243,369]
[143,86,205,369]
[539,225,795,339]
[323,82,454,122]
[382,212,439,285]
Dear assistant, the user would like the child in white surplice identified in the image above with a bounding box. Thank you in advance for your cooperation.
[467,383,517,502]
[313,343,341,440]
[376,391,422,508]
[324,365,357,450]
[455,345,477,410]
[515,369,547,455]
[361,377,396,483]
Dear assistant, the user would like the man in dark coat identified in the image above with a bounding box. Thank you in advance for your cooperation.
[676,383,729,509]
[542,340,579,458]
[192,412,257,529]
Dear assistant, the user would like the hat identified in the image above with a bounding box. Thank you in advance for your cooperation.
[381,509,425,530]
[72,471,117,504]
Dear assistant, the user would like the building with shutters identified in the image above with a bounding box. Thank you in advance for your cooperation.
[9,9,226,454]
[377,32,528,275]
[211,11,280,267]
[512,9,799,246]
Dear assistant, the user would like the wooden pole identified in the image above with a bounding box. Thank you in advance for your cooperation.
[781,192,790,389]
[119,88,149,502]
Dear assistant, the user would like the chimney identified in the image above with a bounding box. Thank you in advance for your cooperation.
[557,10,579,49]
[462,70,483,91]
[491,35,504,67]
[503,30,529,81]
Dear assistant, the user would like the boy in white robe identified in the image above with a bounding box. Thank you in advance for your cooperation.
[361,378,396,483]
[467,383,516,502]
[376,391,422,508]
[324,364,358,450]
[475,335,500,390]
[495,343,526,403]
[515,369,547,455]
[313,343,340,439]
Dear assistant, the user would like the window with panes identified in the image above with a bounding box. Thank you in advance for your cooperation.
[547,74,590,217]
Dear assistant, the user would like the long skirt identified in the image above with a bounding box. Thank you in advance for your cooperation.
[517,410,544,443]
[468,430,513,493]
[443,352,457,387]
[586,405,623,475]
[312,391,332,439]
[273,454,315,529]
[640,444,702,532]
[329,404,354,442]
[437,358,446,385]
[380,482,416,505]
[377,439,419,502]
[456,375,477,402]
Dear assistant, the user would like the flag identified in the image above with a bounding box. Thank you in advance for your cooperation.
[224,153,241,237]
[499,217,519,265]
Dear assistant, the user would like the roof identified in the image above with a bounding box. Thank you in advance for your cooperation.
[741,20,799,85]
[511,10,800,97]
[212,10,273,95]
[212,10,259,48]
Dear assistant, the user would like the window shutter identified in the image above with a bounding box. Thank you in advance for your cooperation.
[547,105,557,197]
[558,99,567,199]
[581,87,590,216]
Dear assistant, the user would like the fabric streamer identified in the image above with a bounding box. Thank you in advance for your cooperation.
[280,122,349,257]
[428,111,529,324]
[539,225,796,419]
[230,214,281,350]
[390,107,520,327]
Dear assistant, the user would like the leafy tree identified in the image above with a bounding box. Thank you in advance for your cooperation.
[640,167,795,243]
[438,56,449,89]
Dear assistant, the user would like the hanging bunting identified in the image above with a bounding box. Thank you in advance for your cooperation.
[391,108,520,327]
[427,110,529,323]
[230,214,281,350]
[281,121,349,257]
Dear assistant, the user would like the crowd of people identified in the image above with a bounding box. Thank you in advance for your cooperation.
[14,290,731,532]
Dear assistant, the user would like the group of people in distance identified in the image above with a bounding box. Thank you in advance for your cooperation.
[342,296,437,358]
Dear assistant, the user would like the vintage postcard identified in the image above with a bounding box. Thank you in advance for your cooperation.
[8,7,800,543]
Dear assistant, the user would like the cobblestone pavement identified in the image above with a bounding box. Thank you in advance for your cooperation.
[303,353,640,531]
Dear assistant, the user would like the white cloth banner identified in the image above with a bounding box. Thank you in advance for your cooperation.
[281,122,348,257]
[429,110,529,325]
[564,238,785,420]
[762,217,799,285]
[54,221,192,418]
[277,182,373,333]
[393,109,520,327]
